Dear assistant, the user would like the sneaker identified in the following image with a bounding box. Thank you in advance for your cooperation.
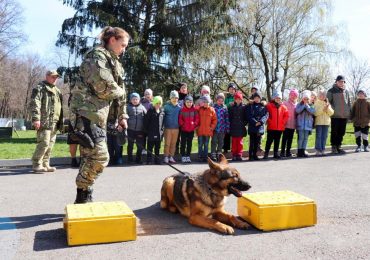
[355,146,361,152]
[331,146,338,154]
[142,150,147,155]
[232,156,237,161]
[163,156,169,164]
[337,146,346,154]
[364,146,369,152]
[181,156,187,163]
[186,156,191,163]
[169,157,176,164]
[315,150,321,156]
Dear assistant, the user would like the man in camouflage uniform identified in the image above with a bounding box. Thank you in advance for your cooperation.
[30,70,64,173]
[70,27,129,203]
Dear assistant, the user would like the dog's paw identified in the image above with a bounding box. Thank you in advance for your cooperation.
[236,221,250,230]
[220,225,235,235]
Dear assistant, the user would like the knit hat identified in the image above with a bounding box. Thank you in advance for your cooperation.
[302,90,311,100]
[289,88,299,97]
[170,90,179,99]
[216,93,225,100]
[130,92,140,100]
[251,91,261,99]
[144,88,153,96]
[357,89,367,97]
[152,96,163,105]
[272,90,282,99]
[184,95,193,102]
[251,86,258,91]
[234,91,243,100]
[335,75,346,82]
[228,82,237,90]
[201,85,210,94]
[200,94,211,103]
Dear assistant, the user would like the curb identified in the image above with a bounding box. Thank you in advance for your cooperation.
[0,145,358,168]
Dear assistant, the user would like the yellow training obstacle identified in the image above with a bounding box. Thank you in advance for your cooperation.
[64,201,136,246]
[238,190,317,231]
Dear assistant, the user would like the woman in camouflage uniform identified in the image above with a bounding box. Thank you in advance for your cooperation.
[70,27,130,203]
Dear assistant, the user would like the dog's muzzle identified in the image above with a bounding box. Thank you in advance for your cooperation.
[228,180,251,197]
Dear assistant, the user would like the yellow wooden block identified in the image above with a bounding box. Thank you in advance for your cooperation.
[237,190,317,231]
[64,201,136,246]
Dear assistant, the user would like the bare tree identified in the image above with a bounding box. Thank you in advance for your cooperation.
[345,54,370,101]
[0,0,26,61]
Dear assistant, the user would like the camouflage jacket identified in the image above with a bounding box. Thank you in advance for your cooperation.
[70,46,127,129]
[30,81,64,131]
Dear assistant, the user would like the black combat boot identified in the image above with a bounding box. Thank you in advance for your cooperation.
[87,188,93,202]
[74,188,89,204]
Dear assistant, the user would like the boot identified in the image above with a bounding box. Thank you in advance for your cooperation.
[74,188,89,204]
[331,146,338,154]
[32,165,47,173]
[87,188,93,202]
[43,163,56,172]
[273,152,281,160]
[71,157,79,168]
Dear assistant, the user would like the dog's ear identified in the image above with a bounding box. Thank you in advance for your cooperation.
[207,157,219,170]
[218,154,228,165]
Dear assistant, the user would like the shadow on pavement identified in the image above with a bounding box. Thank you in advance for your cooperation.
[134,202,260,236]
[33,228,68,251]
[0,168,35,176]
[0,214,64,230]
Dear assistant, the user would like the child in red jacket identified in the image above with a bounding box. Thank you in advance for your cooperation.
[178,95,199,163]
[263,90,289,159]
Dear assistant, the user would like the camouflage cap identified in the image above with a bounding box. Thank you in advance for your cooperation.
[46,70,61,77]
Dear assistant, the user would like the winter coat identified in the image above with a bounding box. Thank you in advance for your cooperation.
[327,84,351,119]
[213,104,230,134]
[266,101,289,131]
[144,107,164,141]
[295,102,315,131]
[229,103,247,137]
[283,100,297,129]
[225,93,234,108]
[140,97,152,111]
[314,99,334,126]
[163,102,181,129]
[197,106,217,136]
[350,99,370,128]
[30,81,64,131]
[179,105,199,132]
[127,103,147,131]
[246,102,268,134]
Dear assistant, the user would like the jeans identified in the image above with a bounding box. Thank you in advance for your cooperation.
[297,129,310,149]
[198,136,210,158]
[211,132,225,154]
[107,133,123,163]
[315,125,329,151]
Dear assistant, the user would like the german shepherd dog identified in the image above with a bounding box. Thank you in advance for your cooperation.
[160,154,251,234]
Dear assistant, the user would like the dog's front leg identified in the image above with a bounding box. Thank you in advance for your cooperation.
[189,214,235,235]
[213,210,250,230]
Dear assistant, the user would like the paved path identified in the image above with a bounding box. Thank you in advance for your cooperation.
[0,151,369,259]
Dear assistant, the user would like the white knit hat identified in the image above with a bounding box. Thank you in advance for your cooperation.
[302,90,311,100]
[201,85,210,94]
[144,88,153,96]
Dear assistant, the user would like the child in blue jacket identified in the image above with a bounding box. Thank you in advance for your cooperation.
[296,90,315,157]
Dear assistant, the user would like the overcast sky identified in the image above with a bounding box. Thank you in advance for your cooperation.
[21,0,370,70]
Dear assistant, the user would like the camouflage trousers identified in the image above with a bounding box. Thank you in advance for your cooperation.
[75,140,109,190]
[32,126,57,167]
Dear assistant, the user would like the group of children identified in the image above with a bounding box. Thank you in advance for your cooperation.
[115,82,370,165]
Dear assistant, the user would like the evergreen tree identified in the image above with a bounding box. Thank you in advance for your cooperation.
[57,0,235,95]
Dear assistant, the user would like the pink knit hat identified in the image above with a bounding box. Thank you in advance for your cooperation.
[289,88,299,97]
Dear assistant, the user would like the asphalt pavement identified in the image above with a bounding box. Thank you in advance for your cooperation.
[0,151,369,260]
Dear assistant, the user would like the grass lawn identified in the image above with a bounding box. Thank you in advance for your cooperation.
[0,124,356,160]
